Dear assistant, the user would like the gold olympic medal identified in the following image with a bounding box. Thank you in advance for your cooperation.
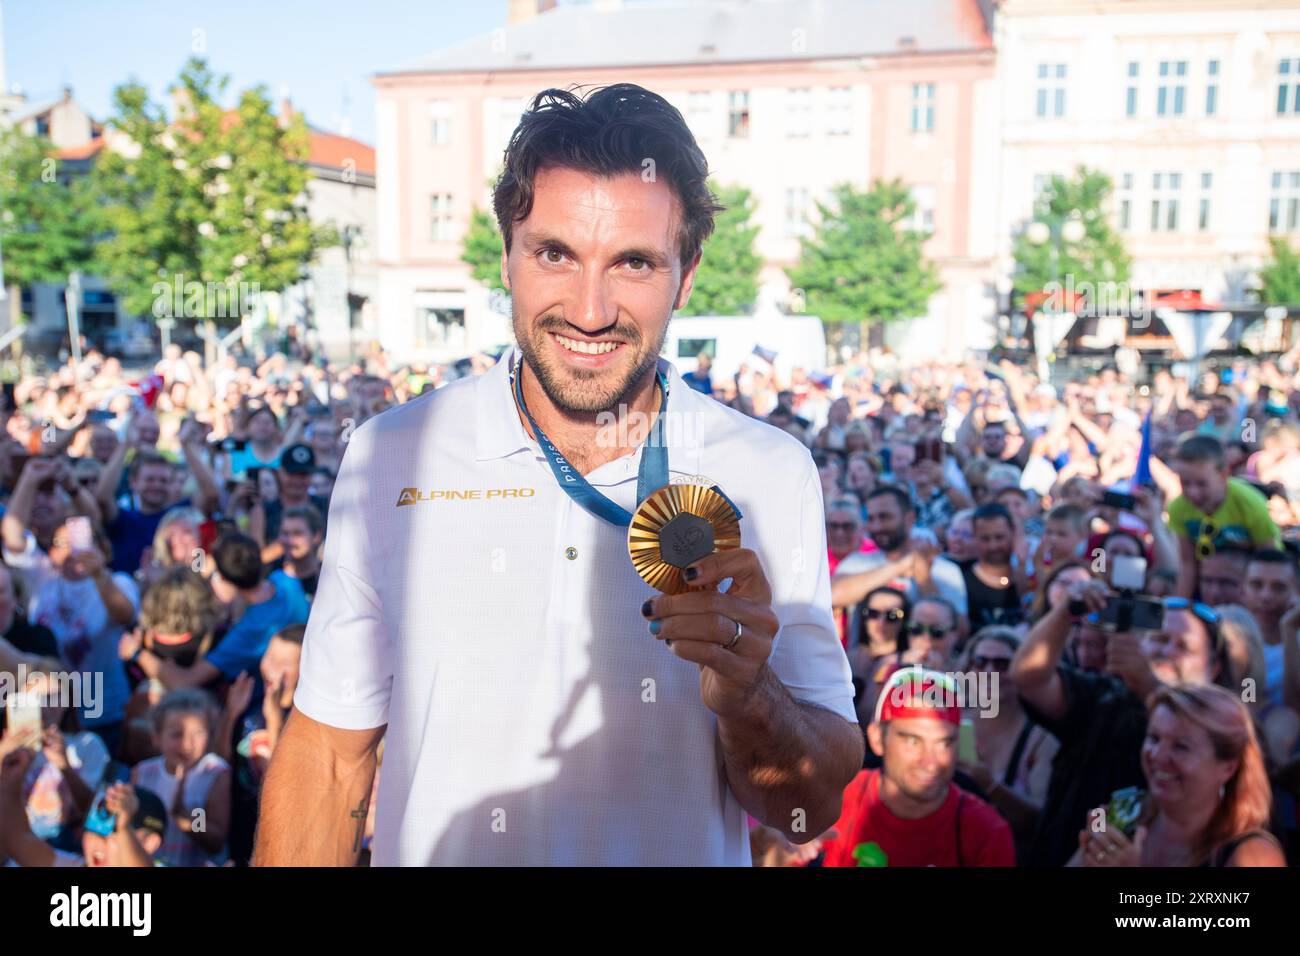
[627,483,742,594]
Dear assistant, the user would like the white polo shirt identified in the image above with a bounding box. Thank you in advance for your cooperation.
[294,347,857,866]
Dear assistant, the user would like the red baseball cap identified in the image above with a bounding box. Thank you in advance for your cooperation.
[874,665,962,726]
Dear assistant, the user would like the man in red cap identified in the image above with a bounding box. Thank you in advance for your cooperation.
[819,667,1015,867]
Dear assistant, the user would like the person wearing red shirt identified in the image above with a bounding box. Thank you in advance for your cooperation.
[820,667,1015,867]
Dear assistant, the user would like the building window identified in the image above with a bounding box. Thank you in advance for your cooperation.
[687,91,713,138]
[911,83,935,132]
[1032,173,1051,212]
[430,193,453,241]
[728,90,750,137]
[1199,172,1212,231]
[1270,171,1300,232]
[785,88,812,138]
[429,100,451,145]
[1118,172,1133,232]
[907,185,936,233]
[1035,64,1067,118]
[784,187,810,237]
[1151,172,1181,232]
[1125,62,1139,117]
[826,86,851,135]
[1206,60,1219,116]
[1157,60,1187,116]
[1278,59,1300,115]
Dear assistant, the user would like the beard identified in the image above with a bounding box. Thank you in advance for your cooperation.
[873,528,906,553]
[513,310,667,416]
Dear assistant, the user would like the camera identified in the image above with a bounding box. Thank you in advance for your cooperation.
[1098,554,1164,632]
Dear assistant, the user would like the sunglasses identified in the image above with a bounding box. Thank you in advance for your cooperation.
[1162,597,1219,625]
[827,521,858,532]
[866,607,906,623]
[1195,521,1217,561]
[908,623,951,639]
[971,655,1012,671]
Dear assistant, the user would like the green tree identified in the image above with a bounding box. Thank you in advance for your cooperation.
[678,181,760,315]
[1260,237,1300,306]
[91,58,332,332]
[0,126,95,326]
[785,179,940,346]
[461,207,505,291]
[1011,166,1131,307]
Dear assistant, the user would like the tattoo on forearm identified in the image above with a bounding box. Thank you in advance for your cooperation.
[350,797,369,853]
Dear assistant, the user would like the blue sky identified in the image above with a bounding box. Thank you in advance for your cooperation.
[2,0,509,144]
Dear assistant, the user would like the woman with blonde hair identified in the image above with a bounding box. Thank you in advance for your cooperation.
[1075,683,1285,867]
[137,506,207,589]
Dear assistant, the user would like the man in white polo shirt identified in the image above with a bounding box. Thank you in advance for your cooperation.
[254,83,862,866]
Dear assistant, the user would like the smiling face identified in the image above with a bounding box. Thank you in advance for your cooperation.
[1141,704,1237,810]
[1142,608,1217,686]
[871,717,957,807]
[502,167,699,416]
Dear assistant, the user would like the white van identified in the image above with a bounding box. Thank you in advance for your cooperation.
[662,314,828,383]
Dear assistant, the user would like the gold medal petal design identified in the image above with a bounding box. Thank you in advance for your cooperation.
[627,483,742,594]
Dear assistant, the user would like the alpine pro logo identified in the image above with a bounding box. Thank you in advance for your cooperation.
[396,487,536,506]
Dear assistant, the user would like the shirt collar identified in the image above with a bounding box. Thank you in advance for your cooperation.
[474,346,704,479]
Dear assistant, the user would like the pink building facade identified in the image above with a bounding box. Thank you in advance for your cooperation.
[372,0,999,363]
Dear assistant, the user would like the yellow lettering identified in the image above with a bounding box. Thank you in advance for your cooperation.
[396,488,418,507]
[466,490,482,500]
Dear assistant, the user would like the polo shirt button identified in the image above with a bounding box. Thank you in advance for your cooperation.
[565,546,578,561]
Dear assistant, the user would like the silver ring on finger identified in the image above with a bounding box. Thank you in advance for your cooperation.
[724,618,743,651]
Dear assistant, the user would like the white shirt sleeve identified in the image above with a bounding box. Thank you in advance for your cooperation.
[931,557,969,618]
[293,422,392,730]
[4,530,57,602]
[765,462,859,725]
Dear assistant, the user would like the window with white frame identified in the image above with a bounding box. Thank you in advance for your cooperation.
[687,91,713,138]
[826,86,851,135]
[784,187,811,237]
[728,90,750,137]
[1118,172,1133,232]
[1157,61,1187,116]
[429,100,452,145]
[1125,62,1139,118]
[1035,64,1067,118]
[430,193,454,241]
[786,88,812,138]
[1270,171,1300,233]
[1278,60,1300,116]
[907,185,936,234]
[911,83,935,132]
[1199,172,1212,231]
[1032,173,1051,212]
[1150,172,1181,232]
[1206,60,1219,116]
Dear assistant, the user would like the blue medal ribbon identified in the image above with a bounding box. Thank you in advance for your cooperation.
[510,355,669,527]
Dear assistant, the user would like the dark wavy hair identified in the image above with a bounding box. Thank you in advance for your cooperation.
[492,84,724,268]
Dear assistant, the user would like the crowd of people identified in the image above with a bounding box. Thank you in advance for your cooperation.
[1,335,1298,867]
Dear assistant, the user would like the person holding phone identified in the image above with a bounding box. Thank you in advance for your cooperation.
[1011,577,1233,867]
[0,746,166,867]
[956,626,1058,863]
[1074,684,1284,867]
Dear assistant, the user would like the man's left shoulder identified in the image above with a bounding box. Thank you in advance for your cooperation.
[689,392,814,475]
